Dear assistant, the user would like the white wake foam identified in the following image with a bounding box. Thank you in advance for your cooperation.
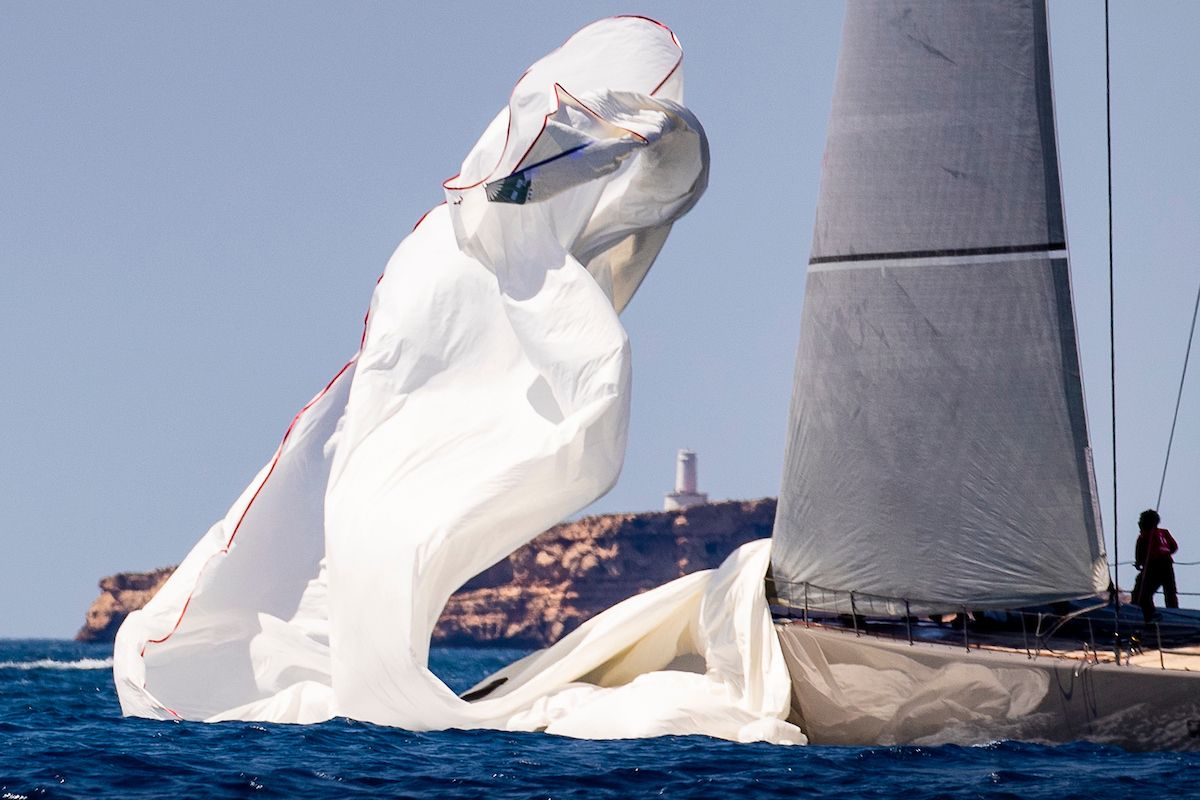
[0,657,113,671]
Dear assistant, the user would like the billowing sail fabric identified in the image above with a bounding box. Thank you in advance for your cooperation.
[113,17,802,744]
[770,0,1109,616]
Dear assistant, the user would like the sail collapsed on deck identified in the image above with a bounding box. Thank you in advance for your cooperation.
[770,0,1110,616]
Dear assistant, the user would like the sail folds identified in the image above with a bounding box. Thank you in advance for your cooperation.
[113,17,803,745]
[771,0,1109,615]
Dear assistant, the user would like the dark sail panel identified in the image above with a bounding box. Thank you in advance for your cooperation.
[811,0,1064,261]
[771,0,1108,615]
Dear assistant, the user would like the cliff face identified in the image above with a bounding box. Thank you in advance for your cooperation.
[436,498,775,646]
[76,567,175,643]
[77,498,775,647]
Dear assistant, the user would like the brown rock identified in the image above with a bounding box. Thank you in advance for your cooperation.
[75,566,175,642]
[77,498,776,648]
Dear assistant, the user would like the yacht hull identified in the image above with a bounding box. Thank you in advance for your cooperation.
[777,622,1200,751]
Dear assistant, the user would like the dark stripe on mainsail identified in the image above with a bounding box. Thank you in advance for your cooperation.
[809,242,1067,265]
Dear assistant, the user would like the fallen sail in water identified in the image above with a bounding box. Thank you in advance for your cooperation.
[113,16,803,745]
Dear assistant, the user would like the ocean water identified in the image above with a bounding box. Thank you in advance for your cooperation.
[3,640,1198,799]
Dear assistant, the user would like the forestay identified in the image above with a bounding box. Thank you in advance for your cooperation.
[770,0,1109,616]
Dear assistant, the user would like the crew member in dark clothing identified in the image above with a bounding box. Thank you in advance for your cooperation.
[1133,508,1179,623]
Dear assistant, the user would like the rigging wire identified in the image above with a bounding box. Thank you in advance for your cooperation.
[1105,0,1119,599]
[1155,280,1200,509]
[1102,1,1125,664]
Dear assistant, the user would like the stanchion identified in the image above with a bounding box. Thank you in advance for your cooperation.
[850,592,860,637]
[1021,612,1031,659]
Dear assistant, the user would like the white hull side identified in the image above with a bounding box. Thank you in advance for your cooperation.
[777,623,1200,751]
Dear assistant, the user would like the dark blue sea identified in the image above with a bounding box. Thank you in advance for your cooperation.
[3,640,1199,798]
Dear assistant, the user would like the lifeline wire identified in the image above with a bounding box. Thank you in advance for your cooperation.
[1155,279,1200,509]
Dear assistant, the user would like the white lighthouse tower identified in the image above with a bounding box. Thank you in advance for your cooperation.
[664,449,708,511]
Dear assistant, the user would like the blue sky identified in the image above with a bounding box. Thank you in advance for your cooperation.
[2,1,1197,637]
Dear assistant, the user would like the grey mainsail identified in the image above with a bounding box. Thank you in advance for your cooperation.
[770,0,1109,615]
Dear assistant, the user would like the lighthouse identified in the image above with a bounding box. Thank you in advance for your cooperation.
[663,449,708,511]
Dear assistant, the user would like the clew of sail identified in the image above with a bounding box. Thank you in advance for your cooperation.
[770,0,1109,616]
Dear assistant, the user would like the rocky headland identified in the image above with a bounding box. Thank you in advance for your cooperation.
[77,498,775,647]
[77,567,176,644]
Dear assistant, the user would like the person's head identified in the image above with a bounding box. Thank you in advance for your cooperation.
[1138,509,1161,532]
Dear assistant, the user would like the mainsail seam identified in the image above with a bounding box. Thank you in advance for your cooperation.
[807,247,1068,273]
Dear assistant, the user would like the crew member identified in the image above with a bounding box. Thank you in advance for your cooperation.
[1133,508,1179,623]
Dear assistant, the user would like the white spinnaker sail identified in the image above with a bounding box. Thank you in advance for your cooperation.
[770,0,1110,615]
[114,17,802,744]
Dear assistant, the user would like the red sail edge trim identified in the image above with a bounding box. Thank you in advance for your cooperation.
[443,15,682,193]
[134,207,446,715]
